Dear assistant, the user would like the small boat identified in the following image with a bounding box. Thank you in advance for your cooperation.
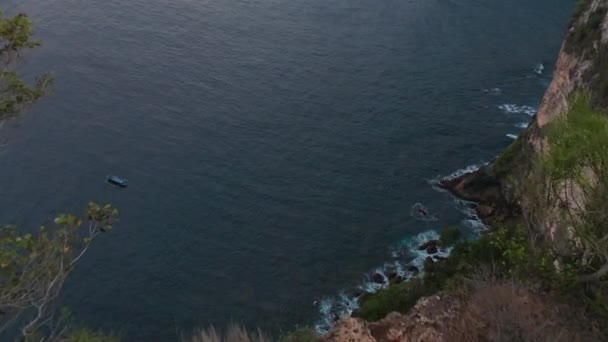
[106,175,128,188]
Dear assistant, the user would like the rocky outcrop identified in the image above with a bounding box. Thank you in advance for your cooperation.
[417,240,436,250]
[443,0,608,253]
[322,281,599,342]
[321,293,460,342]
[438,166,517,226]
[320,318,376,342]
[322,4,608,342]
[372,273,386,284]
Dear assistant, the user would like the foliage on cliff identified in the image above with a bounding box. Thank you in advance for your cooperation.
[565,0,608,108]
[358,225,578,321]
[357,92,608,339]
[541,94,608,285]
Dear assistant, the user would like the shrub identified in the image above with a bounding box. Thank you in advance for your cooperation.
[359,224,584,325]
[358,279,427,321]
[64,329,120,342]
[439,227,462,247]
[492,135,525,178]
[279,327,317,342]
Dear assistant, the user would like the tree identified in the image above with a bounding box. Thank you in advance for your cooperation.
[0,10,52,121]
[0,9,117,341]
[542,94,608,283]
[0,203,118,340]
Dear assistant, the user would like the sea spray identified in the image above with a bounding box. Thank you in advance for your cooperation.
[499,104,537,116]
[314,167,486,333]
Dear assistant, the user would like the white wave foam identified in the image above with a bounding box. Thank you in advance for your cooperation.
[534,63,545,75]
[316,158,497,333]
[314,229,451,333]
[499,104,536,116]
[464,217,487,231]
[314,298,336,333]
[436,163,485,182]
[404,230,451,269]
[427,162,488,195]
[453,199,488,232]
[506,133,518,140]
[515,122,529,129]
[483,87,501,95]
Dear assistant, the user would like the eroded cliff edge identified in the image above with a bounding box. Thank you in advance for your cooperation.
[442,0,608,255]
[322,1,608,341]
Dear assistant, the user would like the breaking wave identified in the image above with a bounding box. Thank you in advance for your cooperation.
[314,229,452,333]
[483,87,501,95]
[315,161,490,334]
[436,162,485,182]
[499,104,537,116]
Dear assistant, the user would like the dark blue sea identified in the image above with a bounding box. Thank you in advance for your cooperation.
[1,0,573,340]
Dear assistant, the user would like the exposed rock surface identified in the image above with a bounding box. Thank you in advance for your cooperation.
[371,273,386,284]
[322,4,608,342]
[322,282,600,342]
[441,0,608,253]
[320,318,375,342]
[321,293,460,342]
[438,166,514,226]
[417,240,438,251]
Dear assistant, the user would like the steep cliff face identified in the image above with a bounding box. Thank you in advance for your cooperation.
[531,0,608,139]
[446,0,608,255]
[321,3,608,341]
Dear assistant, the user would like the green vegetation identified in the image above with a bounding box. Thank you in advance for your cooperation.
[543,94,608,285]
[359,94,608,332]
[0,9,118,341]
[543,93,608,182]
[439,227,461,247]
[279,327,317,342]
[0,11,52,120]
[573,0,592,20]
[492,134,525,178]
[358,279,427,321]
[359,225,578,322]
[0,3,605,341]
[64,329,121,342]
[566,3,608,106]
[571,6,606,45]
[0,203,118,340]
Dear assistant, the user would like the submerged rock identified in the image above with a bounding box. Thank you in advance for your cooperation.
[371,273,385,284]
[418,239,439,250]
[390,275,403,284]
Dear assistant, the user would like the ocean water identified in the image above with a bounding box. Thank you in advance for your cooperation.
[0,0,572,340]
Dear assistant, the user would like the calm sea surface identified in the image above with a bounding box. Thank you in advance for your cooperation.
[1,0,572,340]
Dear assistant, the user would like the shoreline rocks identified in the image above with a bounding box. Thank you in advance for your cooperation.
[418,239,438,250]
[371,273,385,284]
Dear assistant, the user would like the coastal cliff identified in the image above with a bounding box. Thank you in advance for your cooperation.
[322,1,608,341]
[443,0,608,255]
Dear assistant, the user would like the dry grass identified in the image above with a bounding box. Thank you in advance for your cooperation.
[443,277,600,342]
[185,325,272,342]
